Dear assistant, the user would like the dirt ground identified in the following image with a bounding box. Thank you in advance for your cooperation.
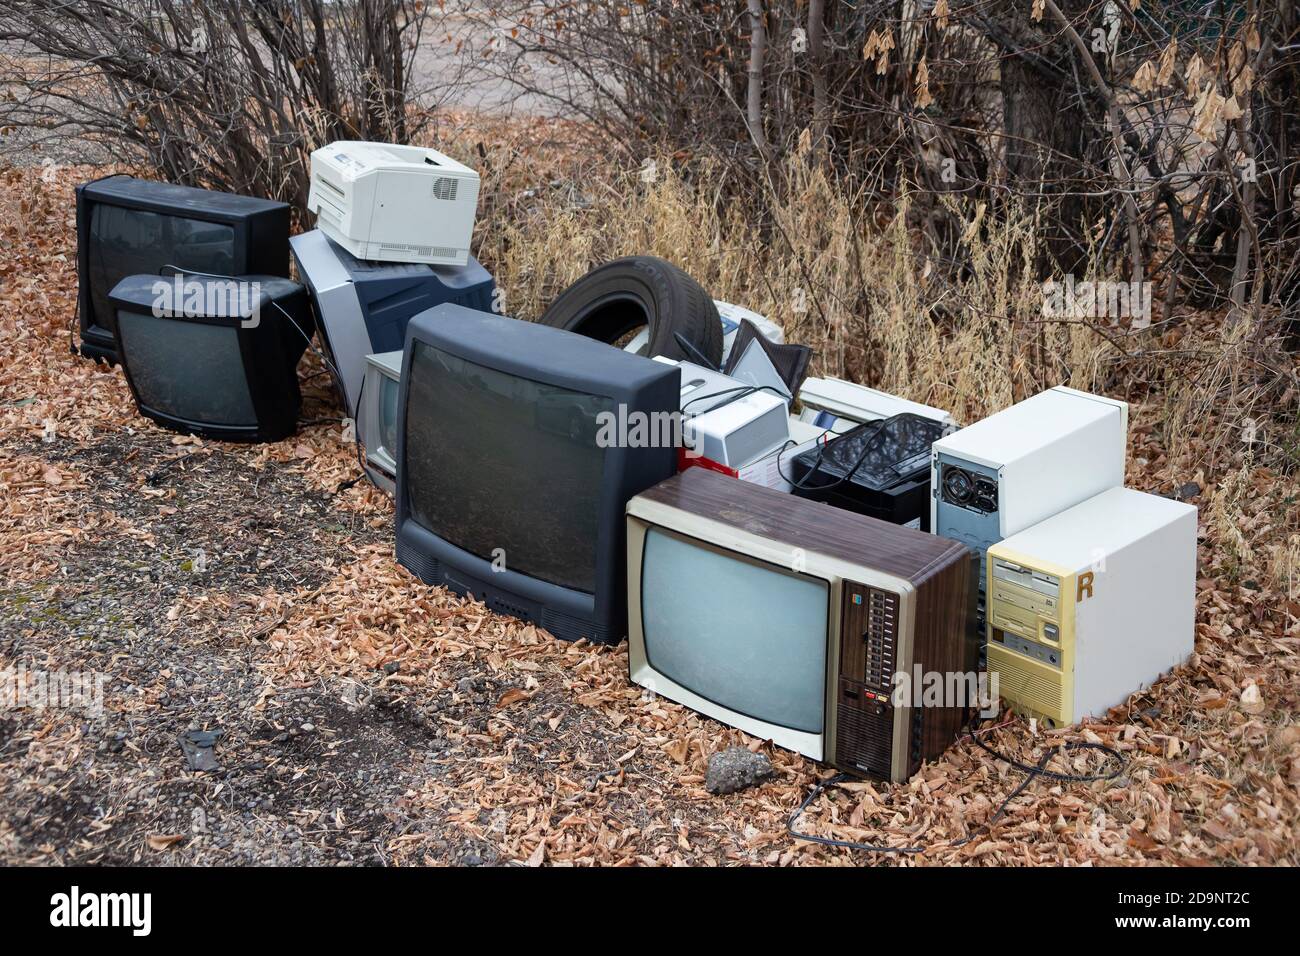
[1,163,1298,867]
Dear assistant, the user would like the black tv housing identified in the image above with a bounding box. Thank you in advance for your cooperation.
[76,175,290,366]
[395,304,681,644]
[107,273,314,443]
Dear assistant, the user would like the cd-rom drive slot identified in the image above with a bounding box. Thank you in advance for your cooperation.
[990,578,1059,621]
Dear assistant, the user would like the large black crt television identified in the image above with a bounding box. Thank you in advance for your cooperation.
[77,175,290,365]
[395,304,681,644]
[107,274,314,442]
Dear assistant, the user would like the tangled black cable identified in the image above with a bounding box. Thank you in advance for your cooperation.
[787,721,1126,854]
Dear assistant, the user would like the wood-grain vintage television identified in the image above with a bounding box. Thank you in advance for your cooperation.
[626,468,976,782]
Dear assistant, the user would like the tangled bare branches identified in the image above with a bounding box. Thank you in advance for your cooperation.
[460,1,1299,324]
[0,0,451,213]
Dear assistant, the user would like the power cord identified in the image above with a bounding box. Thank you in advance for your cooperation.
[787,719,1126,855]
[779,415,895,493]
[679,382,790,416]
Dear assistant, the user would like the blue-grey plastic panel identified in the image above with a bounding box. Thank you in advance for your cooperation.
[934,452,1002,596]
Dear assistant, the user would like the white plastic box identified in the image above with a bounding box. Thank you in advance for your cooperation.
[307,141,480,266]
[930,386,1129,593]
[987,487,1196,726]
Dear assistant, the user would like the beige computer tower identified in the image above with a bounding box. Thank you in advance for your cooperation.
[986,487,1196,728]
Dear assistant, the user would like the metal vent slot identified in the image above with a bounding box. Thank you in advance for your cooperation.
[378,243,458,259]
[395,539,441,585]
[990,650,1063,713]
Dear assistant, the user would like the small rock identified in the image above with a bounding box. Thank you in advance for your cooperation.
[705,747,774,795]
[1175,481,1201,501]
[382,661,400,675]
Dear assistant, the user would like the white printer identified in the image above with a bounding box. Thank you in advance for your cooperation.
[307,141,480,266]
[797,377,955,434]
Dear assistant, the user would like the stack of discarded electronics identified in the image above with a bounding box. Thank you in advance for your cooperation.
[70,138,1196,786]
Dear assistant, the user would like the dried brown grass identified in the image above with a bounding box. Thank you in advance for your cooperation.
[1,140,1298,865]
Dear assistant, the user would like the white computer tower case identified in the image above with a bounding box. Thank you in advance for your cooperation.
[931,386,1129,603]
[307,141,480,266]
[987,487,1197,727]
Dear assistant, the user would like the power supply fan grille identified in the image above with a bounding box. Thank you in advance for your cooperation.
[836,704,893,778]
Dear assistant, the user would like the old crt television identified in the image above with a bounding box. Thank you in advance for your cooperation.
[107,274,314,442]
[290,229,495,416]
[359,350,402,494]
[395,304,680,644]
[627,468,976,782]
[987,487,1195,729]
[77,175,290,365]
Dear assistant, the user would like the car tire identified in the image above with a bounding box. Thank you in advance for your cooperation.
[538,256,723,366]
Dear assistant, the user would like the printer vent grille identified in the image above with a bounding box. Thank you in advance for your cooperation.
[431,177,459,201]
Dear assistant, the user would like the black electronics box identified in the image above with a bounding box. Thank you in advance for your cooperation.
[790,414,951,531]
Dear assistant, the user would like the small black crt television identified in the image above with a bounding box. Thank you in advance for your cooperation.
[77,175,290,365]
[395,304,681,644]
[107,274,314,442]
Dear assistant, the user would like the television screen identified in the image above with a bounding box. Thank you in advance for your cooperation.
[395,303,679,644]
[377,374,400,463]
[115,310,256,427]
[87,205,236,341]
[639,527,828,734]
[405,341,614,593]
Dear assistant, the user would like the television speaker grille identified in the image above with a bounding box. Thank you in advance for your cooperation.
[543,608,609,645]
[835,698,894,778]
[396,537,442,585]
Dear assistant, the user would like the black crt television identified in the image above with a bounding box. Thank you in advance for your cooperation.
[107,274,315,442]
[76,175,291,365]
[395,304,681,644]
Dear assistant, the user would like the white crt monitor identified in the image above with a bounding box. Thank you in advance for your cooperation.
[359,350,402,494]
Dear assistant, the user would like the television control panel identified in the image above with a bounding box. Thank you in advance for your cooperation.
[833,582,901,779]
